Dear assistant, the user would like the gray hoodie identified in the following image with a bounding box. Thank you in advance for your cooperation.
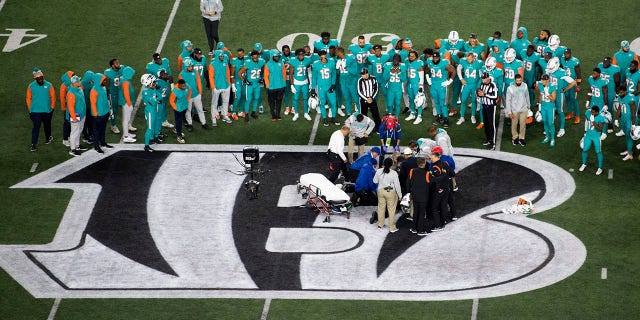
[506,82,530,114]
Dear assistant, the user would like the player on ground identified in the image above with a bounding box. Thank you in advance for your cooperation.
[561,48,582,124]
[579,106,605,175]
[457,52,483,125]
[536,74,558,147]
[311,50,338,126]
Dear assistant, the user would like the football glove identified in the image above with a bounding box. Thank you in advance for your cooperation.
[290,85,297,94]
[310,88,316,95]
[242,77,251,86]
[426,75,432,86]
[328,85,335,93]
[441,79,453,87]
[231,83,236,93]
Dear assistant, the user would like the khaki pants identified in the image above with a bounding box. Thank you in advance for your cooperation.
[377,189,398,231]
[511,110,528,140]
[347,138,365,163]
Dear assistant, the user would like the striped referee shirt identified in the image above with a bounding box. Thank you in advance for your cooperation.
[357,75,378,100]
[479,80,498,106]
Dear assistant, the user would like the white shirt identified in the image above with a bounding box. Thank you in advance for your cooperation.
[434,129,454,156]
[328,130,347,161]
[201,0,223,21]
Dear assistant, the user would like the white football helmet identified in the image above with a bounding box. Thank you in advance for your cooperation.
[546,57,560,74]
[504,48,516,63]
[400,193,411,214]
[601,110,612,123]
[485,57,497,71]
[527,109,534,118]
[140,73,156,87]
[448,31,459,46]
[414,91,426,108]
[548,35,560,49]
[579,136,584,149]
[631,125,640,140]
[535,110,542,122]
[308,93,320,111]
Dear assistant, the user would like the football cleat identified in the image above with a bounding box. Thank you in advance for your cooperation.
[405,113,416,121]
[292,113,299,121]
[413,116,422,125]
[456,118,465,125]
[595,168,603,176]
[578,164,586,171]
[556,129,565,138]
[304,113,312,121]
[471,116,476,124]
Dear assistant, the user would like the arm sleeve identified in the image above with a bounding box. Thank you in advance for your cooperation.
[357,78,367,100]
[26,86,32,110]
[68,93,77,121]
[456,64,464,80]
[59,85,68,111]
[372,78,378,97]
[264,67,271,89]
[365,118,375,135]
[196,75,202,94]
[208,64,215,90]
[169,90,177,110]
[394,174,402,198]
[48,85,56,110]
[122,82,133,106]
[90,90,99,117]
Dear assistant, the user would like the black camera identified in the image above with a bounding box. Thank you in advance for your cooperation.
[243,146,260,164]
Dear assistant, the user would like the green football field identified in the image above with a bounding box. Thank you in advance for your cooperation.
[1,0,639,319]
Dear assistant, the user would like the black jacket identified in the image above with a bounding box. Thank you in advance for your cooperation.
[407,167,431,202]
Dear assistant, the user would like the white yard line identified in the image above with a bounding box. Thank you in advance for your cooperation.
[260,298,272,320]
[0,0,7,13]
[601,268,607,279]
[470,298,479,320]
[30,162,38,173]
[128,0,181,138]
[307,0,352,146]
[496,0,523,151]
[46,298,61,320]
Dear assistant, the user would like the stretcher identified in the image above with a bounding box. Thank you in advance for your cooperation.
[297,173,353,223]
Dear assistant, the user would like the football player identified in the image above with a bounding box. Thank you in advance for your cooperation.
[486,31,509,55]
[510,27,531,60]
[404,51,425,124]
[561,48,582,124]
[66,75,86,156]
[434,31,465,57]
[543,35,566,59]
[27,68,55,152]
[140,73,159,153]
[597,57,621,135]
[579,106,605,175]
[117,66,136,143]
[625,61,640,108]
[587,68,609,122]
[533,29,551,54]
[546,57,576,138]
[479,57,504,129]
[613,40,639,84]
[615,85,637,160]
[503,48,525,94]
[349,35,373,74]
[208,50,233,125]
[383,54,408,117]
[179,58,208,130]
[281,45,293,116]
[314,31,339,53]
[289,48,313,121]
[311,50,338,126]
[367,44,390,101]
[59,71,74,146]
[335,46,360,115]
[229,48,247,120]
[535,74,558,147]
[104,59,126,134]
[89,73,112,153]
[239,50,266,121]
[169,79,191,143]
[146,53,174,129]
[177,40,194,75]
[425,52,455,127]
[463,33,486,61]
[457,52,483,125]
[264,50,287,121]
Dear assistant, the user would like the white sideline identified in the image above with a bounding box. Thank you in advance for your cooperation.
[307,0,352,146]
[260,298,272,320]
[0,0,7,13]
[47,298,61,320]
[471,298,479,320]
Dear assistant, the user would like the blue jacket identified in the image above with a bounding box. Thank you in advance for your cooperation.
[350,152,375,171]
[355,162,378,192]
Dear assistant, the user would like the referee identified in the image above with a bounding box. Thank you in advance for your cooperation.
[357,68,381,128]
[477,72,498,150]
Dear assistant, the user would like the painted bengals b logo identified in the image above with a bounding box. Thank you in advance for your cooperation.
[1,145,585,300]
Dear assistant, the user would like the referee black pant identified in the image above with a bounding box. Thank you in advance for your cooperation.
[359,97,381,128]
[202,18,220,52]
[482,104,496,146]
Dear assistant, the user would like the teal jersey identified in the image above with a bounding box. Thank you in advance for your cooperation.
[337,54,358,81]
[588,76,608,107]
[596,63,620,90]
[584,110,604,138]
[142,86,160,109]
[367,54,390,78]
[243,58,266,84]
[170,83,191,112]
[27,80,54,113]
[488,49,504,65]
[382,62,407,90]
[426,59,451,83]
[406,60,424,85]
[311,59,336,89]
[537,81,558,109]
[289,57,312,83]
[258,50,271,64]
[561,56,580,79]
[617,93,635,120]
[104,67,124,97]
[305,53,319,64]
[66,86,86,120]
[483,67,505,94]
[156,78,170,102]
[146,58,172,78]
[543,46,566,59]
[487,37,509,53]
[438,39,464,56]
[349,43,372,68]
[179,70,201,98]
[118,67,136,106]
[503,60,524,87]
[463,42,486,59]
[210,58,231,89]
[614,49,638,82]
[230,56,246,78]
[91,74,110,117]
[460,59,483,85]
[265,60,286,90]
[313,39,339,53]
[625,69,640,94]
[510,27,531,59]
[549,68,574,91]
[532,37,548,54]
[191,56,206,83]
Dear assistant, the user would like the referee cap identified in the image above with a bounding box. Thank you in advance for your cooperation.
[361,67,369,75]
[481,72,490,79]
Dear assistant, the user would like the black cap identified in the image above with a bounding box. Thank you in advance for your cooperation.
[604,56,612,62]
[593,67,601,73]
[193,48,203,54]
[433,52,440,58]
[541,74,550,80]
[481,72,490,79]
[470,33,477,39]
[361,68,369,75]
[152,53,161,60]
[565,47,572,53]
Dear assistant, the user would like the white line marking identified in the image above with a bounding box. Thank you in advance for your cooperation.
[307,0,351,145]
[129,0,181,136]
[510,0,523,42]
[260,298,271,320]
[471,298,479,320]
[607,169,613,179]
[601,268,607,279]
[47,298,61,320]
[0,0,6,13]
[30,162,38,173]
